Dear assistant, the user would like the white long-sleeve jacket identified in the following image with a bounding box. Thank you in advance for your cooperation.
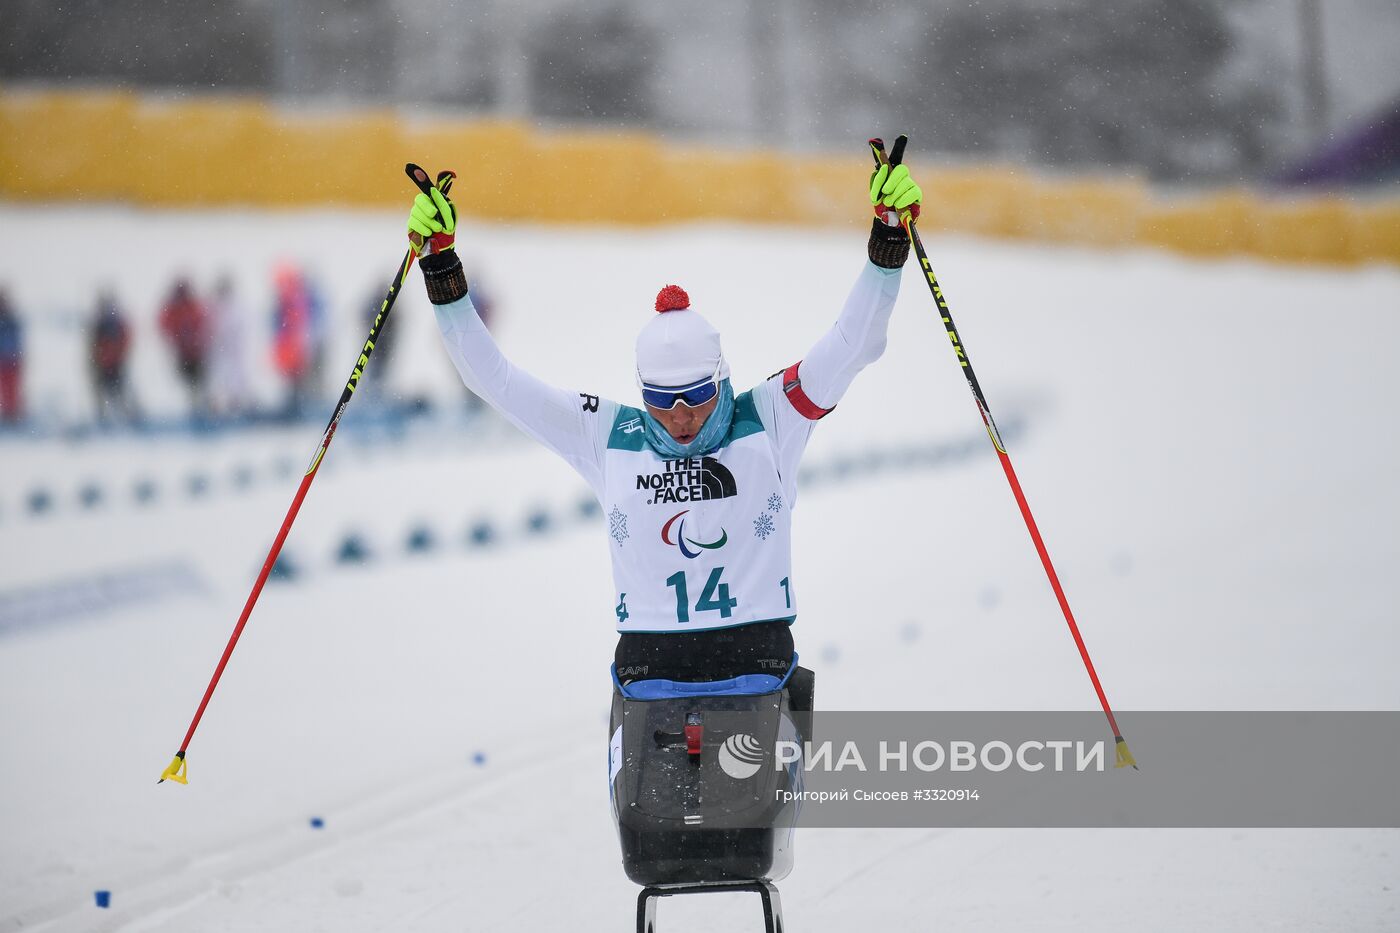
[434,260,901,632]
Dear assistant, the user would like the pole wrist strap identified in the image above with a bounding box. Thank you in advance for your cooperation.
[868,217,911,269]
[420,250,469,305]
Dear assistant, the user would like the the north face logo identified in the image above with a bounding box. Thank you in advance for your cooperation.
[636,456,738,505]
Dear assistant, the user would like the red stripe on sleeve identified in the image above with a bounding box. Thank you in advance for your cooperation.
[781,361,834,421]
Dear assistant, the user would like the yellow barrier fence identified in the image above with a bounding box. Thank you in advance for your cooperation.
[1,89,1395,266]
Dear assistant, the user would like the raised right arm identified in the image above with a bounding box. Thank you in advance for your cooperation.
[421,251,614,493]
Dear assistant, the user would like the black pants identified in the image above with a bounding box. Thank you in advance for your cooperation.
[614,619,795,685]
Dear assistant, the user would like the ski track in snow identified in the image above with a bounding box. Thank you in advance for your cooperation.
[2,208,1399,930]
[14,740,596,933]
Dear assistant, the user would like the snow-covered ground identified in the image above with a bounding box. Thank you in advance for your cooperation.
[1,207,1398,931]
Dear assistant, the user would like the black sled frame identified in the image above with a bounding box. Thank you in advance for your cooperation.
[612,666,812,932]
[637,880,784,933]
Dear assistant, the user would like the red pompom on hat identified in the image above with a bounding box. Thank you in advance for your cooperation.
[654,284,690,313]
[637,284,727,386]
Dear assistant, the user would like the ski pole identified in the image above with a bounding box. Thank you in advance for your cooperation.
[158,164,456,784]
[870,135,1136,769]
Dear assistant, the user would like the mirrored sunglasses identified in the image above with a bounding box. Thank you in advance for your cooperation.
[638,363,722,411]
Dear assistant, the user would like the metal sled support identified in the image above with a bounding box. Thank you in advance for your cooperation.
[636,881,784,933]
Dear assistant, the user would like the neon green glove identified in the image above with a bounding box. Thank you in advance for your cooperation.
[869,163,922,221]
[407,186,456,256]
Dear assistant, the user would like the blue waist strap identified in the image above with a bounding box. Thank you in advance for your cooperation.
[612,655,798,700]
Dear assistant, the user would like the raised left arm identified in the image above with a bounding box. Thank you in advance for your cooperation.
[751,156,922,495]
[776,154,921,412]
[795,245,903,412]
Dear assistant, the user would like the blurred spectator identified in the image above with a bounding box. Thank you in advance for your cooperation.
[89,290,139,427]
[208,273,251,419]
[271,263,326,418]
[0,289,23,424]
[158,276,211,420]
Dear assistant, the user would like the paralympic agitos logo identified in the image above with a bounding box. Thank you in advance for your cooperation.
[661,510,728,558]
[636,456,737,506]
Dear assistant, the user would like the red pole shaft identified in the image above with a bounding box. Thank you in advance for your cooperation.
[177,453,323,753]
[170,243,420,761]
[991,441,1122,737]
[867,136,1130,762]
[162,167,452,780]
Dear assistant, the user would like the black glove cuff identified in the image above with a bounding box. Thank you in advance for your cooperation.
[867,217,911,269]
[420,250,469,305]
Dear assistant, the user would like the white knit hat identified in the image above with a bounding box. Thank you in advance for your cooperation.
[635,285,730,387]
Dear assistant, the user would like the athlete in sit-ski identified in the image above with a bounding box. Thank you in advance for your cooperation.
[406,155,923,688]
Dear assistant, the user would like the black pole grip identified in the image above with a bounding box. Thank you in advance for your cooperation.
[867,135,909,168]
[867,137,886,168]
[405,163,435,197]
[406,164,456,199]
[888,135,908,167]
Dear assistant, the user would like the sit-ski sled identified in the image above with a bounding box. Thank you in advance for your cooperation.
[609,662,813,933]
